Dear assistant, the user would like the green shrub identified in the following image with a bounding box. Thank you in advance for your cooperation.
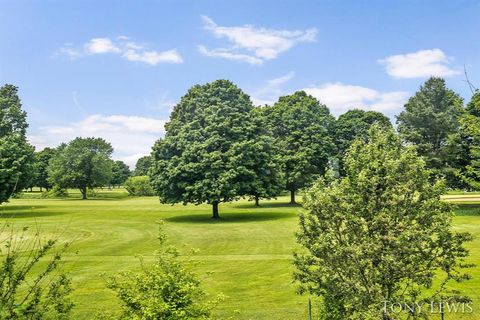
[41,185,69,198]
[124,176,155,196]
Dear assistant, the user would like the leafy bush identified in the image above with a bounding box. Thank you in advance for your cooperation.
[106,222,221,319]
[0,225,74,319]
[124,176,155,196]
[41,185,69,198]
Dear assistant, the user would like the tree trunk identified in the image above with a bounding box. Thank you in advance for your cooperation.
[254,195,260,207]
[212,201,220,219]
[81,187,87,200]
[290,189,296,204]
[40,187,43,192]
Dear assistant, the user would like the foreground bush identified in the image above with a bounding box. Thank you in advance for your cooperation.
[294,126,472,319]
[124,176,155,196]
[106,223,221,319]
[0,225,74,319]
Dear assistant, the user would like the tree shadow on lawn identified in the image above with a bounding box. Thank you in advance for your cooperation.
[454,203,480,216]
[0,205,67,219]
[166,210,294,224]
[232,202,302,209]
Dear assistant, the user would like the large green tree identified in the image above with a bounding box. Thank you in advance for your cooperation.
[294,126,472,319]
[0,84,34,203]
[48,137,113,199]
[110,160,131,187]
[150,80,276,218]
[396,77,464,185]
[453,91,480,189]
[134,155,152,176]
[264,91,335,204]
[335,109,391,174]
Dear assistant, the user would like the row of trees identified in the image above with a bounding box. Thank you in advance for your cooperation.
[149,77,480,218]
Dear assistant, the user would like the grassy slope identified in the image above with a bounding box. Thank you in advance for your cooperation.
[1,189,479,319]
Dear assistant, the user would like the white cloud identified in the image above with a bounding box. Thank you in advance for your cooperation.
[199,16,317,65]
[379,49,461,78]
[28,114,166,168]
[57,37,183,66]
[85,38,121,54]
[250,72,295,105]
[303,82,409,116]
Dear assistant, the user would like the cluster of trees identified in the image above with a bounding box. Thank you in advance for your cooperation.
[150,77,480,218]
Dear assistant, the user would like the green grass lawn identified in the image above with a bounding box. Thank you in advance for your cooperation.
[1,189,480,319]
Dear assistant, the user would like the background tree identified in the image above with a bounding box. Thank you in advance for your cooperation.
[294,126,472,319]
[264,91,335,204]
[396,77,464,185]
[453,91,480,189]
[335,109,391,174]
[48,137,113,199]
[150,80,273,218]
[134,155,152,176]
[110,160,131,187]
[0,84,34,203]
[32,147,56,191]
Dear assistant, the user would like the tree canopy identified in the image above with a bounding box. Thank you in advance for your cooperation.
[110,160,131,187]
[32,147,57,191]
[150,80,276,218]
[335,109,391,174]
[134,155,152,176]
[396,77,464,185]
[48,137,113,199]
[294,126,472,319]
[263,91,335,204]
[0,84,34,203]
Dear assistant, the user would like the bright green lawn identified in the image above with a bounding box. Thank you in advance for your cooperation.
[1,189,480,319]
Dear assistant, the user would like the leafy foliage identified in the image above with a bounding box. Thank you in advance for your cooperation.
[106,223,220,320]
[396,77,464,186]
[32,147,57,191]
[150,80,277,217]
[111,160,131,187]
[263,91,335,203]
[0,84,34,204]
[294,126,472,319]
[0,225,74,319]
[335,109,391,174]
[48,137,113,199]
[134,156,152,176]
[124,176,155,196]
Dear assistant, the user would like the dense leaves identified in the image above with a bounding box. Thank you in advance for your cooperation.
[335,109,391,174]
[150,80,278,217]
[48,137,113,199]
[0,84,34,203]
[111,160,131,187]
[294,126,472,319]
[262,91,335,203]
[32,147,57,191]
[134,155,152,176]
[397,77,464,185]
[124,175,155,196]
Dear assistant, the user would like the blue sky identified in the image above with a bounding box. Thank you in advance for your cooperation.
[1,0,479,166]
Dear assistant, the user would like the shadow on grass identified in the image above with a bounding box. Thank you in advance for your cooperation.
[455,203,480,216]
[232,202,302,209]
[0,205,67,219]
[166,210,294,224]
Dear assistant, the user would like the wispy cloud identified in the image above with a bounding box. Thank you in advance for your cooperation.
[303,82,408,116]
[199,16,317,65]
[250,72,295,105]
[379,49,460,78]
[57,36,183,65]
[28,114,166,167]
